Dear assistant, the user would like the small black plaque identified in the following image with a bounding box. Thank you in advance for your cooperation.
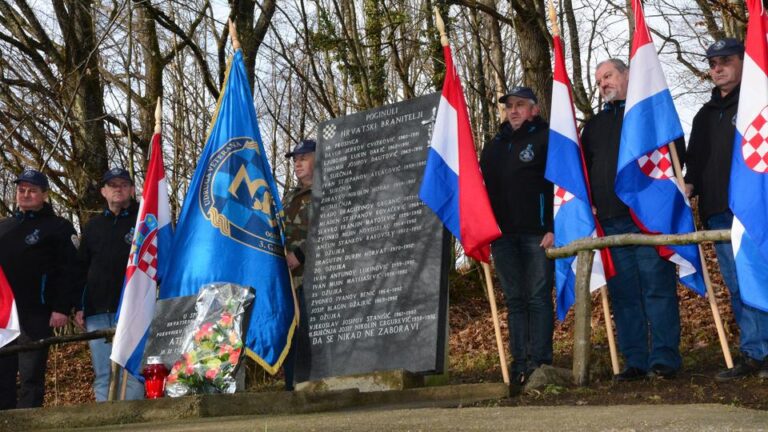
[141,295,198,368]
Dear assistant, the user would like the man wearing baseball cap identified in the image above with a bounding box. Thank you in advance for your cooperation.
[480,87,554,386]
[74,167,143,400]
[684,38,768,381]
[0,169,78,409]
[281,138,315,390]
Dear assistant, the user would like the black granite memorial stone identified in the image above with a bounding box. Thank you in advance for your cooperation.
[296,93,450,382]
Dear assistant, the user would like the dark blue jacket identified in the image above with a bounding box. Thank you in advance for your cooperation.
[0,203,78,318]
[480,117,553,235]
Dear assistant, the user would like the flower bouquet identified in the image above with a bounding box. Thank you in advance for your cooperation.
[165,282,254,396]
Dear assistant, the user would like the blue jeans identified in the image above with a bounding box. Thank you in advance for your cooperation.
[601,216,681,371]
[86,313,144,401]
[491,234,554,375]
[706,211,768,361]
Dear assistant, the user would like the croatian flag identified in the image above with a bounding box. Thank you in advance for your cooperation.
[0,266,20,349]
[545,32,613,320]
[419,44,501,262]
[729,0,768,312]
[615,0,706,295]
[111,131,173,378]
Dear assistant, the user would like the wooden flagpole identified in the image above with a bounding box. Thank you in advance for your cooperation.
[229,19,241,51]
[482,263,511,385]
[600,287,620,374]
[432,7,510,385]
[667,144,733,368]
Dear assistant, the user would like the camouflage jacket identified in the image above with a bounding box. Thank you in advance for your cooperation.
[282,184,312,279]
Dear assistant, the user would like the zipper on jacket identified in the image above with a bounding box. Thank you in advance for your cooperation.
[539,193,545,227]
[40,274,47,304]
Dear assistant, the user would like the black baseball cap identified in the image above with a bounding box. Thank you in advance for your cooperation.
[285,139,317,158]
[14,169,49,190]
[706,38,744,59]
[102,167,133,185]
[498,86,538,104]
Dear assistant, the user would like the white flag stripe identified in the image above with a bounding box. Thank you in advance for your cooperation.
[737,55,768,132]
[429,96,460,174]
[625,44,670,113]
[550,80,579,142]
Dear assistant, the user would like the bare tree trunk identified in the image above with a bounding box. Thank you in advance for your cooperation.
[510,0,553,119]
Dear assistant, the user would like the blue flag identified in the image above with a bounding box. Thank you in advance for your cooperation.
[161,50,296,373]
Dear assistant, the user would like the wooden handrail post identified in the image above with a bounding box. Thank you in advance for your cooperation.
[573,249,594,386]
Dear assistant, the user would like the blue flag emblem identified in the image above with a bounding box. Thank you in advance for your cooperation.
[200,137,282,255]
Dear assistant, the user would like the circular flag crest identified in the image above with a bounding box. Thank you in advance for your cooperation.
[637,146,673,180]
[741,106,768,173]
[199,137,283,255]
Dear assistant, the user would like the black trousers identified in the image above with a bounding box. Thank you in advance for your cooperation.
[0,314,51,410]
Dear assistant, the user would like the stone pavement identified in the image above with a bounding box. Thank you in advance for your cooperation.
[60,404,768,431]
[2,382,767,431]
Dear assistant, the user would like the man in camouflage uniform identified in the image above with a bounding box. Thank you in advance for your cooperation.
[281,138,315,390]
[282,139,315,286]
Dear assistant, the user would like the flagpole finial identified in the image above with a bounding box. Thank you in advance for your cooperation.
[228,19,241,51]
[433,7,449,47]
[154,97,162,134]
[548,0,560,37]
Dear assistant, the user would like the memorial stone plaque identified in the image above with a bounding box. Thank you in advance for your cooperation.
[141,295,198,368]
[296,93,450,382]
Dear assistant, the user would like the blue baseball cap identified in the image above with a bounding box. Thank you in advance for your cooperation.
[285,139,317,158]
[706,38,744,59]
[14,169,49,190]
[499,86,538,104]
[102,167,133,185]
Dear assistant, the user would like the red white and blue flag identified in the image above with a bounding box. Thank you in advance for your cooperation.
[0,266,20,349]
[545,32,613,320]
[419,45,501,262]
[111,131,173,378]
[729,0,768,312]
[616,0,706,295]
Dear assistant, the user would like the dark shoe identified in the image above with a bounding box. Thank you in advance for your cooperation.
[715,357,763,382]
[757,361,768,379]
[614,367,648,382]
[648,364,677,379]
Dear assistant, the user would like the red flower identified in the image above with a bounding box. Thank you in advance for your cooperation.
[230,348,241,365]
[205,367,220,380]
[218,312,233,328]
[194,322,215,343]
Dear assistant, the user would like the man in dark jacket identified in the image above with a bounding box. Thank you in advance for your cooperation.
[0,169,78,409]
[480,87,554,386]
[74,168,143,401]
[582,59,685,382]
[685,39,768,380]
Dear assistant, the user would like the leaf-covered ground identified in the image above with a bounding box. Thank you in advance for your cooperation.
[40,243,766,410]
